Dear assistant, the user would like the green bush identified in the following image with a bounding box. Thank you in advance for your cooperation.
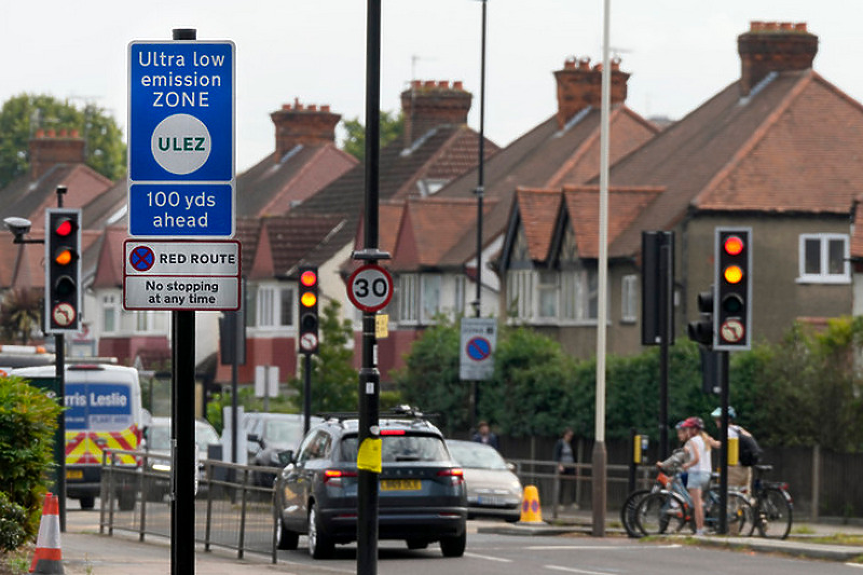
[0,491,28,552]
[0,376,62,546]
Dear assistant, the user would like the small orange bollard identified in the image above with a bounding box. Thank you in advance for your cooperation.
[518,484,545,524]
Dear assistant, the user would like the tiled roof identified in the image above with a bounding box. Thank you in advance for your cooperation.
[389,197,497,271]
[608,70,863,257]
[562,185,664,259]
[436,106,658,266]
[514,188,561,261]
[236,145,357,217]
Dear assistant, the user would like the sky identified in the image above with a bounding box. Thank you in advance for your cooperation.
[4,1,863,173]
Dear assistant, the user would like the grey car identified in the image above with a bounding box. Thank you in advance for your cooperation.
[273,411,467,559]
[446,439,523,522]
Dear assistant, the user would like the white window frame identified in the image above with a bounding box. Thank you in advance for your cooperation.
[506,270,533,321]
[537,271,559,320]
[101,293,118,334]
[255,284,295,329]
[399,274,419,324]
[621,274,638,323]
[798,233,850,284]
[420,274,442,323]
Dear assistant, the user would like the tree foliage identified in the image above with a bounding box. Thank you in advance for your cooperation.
[340,111,404,162]
[289,299,358,413]
[0,376,62,545]
[395,315,863,453]
[0,93,126,188]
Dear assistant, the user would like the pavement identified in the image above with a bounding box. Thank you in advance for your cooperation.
[44,507,863,574]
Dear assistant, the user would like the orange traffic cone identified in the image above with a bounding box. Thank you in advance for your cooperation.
[518,484,545,524]
[30,492,63,574]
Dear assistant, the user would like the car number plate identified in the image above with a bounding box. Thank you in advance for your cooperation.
[66,470,84,480]
[380,479,421,491]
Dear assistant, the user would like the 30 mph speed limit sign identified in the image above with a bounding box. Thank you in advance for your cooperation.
[347,264,393,313]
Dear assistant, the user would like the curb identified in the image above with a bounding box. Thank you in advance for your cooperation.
[693,535,863,562]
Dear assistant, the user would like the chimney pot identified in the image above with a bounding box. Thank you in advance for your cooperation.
[47,129,56,137]
[453,81,464,90]
[738,21,818,96]
[554,55,629,128]
[412,80,422,89]
[322,105,331,112]
[423,80,436,88]
[309,104,317,111]
[36,128,45,138]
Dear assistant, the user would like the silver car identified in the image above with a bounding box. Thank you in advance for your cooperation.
[446,439,523,522]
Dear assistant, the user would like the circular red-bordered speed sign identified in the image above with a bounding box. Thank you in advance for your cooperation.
[347,264,393,313]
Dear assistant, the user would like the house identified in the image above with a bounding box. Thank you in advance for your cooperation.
[280,80,500,379]
[499,22,863,358]
[89,101,356,370]
[371,56,659,372]
[0,129,118,353]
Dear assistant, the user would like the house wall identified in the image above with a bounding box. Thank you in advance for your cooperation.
[677,213,853,345]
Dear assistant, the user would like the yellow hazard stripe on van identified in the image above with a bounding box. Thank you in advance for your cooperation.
[66,427,139,465]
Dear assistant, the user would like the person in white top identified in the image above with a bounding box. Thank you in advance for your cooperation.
[680,416,713,535]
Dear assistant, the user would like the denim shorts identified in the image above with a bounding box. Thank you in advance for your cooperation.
[687,471,711,490]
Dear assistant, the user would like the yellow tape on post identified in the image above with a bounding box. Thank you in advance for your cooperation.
[357,437,382,473]
[727,436,739,466]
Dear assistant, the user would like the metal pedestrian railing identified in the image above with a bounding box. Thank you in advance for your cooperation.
[99,449,281,560]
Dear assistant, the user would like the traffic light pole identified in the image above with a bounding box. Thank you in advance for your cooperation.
[54,186,67,532]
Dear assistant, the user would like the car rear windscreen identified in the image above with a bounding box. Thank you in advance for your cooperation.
[341,433,450,463]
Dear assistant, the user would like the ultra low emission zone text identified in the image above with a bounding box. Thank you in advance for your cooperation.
[137,50,225,107]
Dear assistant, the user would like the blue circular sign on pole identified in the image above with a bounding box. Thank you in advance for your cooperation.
[466,337,492,361]
[129,245,156,272]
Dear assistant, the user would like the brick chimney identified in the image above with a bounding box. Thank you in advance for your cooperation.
[400,80,472,147]
[554,57,629,129]
[270,99,341,158]
[29,128,85,180]
[738,22,818,96]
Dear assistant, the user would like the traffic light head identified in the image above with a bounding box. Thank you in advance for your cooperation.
[45,209,82,333]
[687,289,714,347]
[714,228,752,350]
[297,265,319,354]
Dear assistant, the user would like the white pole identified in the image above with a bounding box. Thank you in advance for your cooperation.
[592,0,611,537]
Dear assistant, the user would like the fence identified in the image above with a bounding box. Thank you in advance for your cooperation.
[99,449,281,561]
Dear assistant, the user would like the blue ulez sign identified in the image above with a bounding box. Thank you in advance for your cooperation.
[128,41,234,237]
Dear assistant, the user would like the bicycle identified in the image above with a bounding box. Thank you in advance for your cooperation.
[633,467,753,536]
[745,464,793,539]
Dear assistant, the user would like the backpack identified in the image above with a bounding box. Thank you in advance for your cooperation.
[738,430,762,466]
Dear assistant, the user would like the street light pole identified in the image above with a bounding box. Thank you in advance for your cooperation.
[593,0,612,537]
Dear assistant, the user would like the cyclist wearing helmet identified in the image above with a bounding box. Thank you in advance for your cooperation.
[681,416,714,535]
[711,406,753,490]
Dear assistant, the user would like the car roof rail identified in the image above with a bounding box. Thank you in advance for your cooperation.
[317,405,439,424]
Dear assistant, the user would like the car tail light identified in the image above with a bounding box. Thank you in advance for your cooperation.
[437,468,464,486]
[324,469,358,488]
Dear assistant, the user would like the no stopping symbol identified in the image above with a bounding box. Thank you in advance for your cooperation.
[347,264,393,313]
[466,337,492,362]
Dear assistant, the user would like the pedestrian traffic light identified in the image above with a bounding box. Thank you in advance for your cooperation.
[714,228,752,350]
[45,208,82,333]
[687,289,714,347]
[297,265,319,354]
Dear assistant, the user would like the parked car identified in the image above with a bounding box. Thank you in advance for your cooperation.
[142,416,221,500]
[445,439,523,522]
[273,408,467,559]
[247,413,322,486]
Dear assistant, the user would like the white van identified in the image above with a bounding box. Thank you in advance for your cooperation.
[13,363,144,510]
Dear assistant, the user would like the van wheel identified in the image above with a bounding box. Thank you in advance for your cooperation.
[80,497,95,510]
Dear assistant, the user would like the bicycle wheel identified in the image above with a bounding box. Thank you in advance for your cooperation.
[634,491,688,536]
[620,489,651,538]
[755,488,793,539]
[726,492,754,536]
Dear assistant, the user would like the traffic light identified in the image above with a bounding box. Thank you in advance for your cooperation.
[45,208,82,333]
[714,228,752,350]
[297,265,319,354]
[687,289,714,347]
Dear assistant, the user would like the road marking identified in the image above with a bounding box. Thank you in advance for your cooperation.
[545,565,616,575]
[465,551,513,563]
[528,544,682,551]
